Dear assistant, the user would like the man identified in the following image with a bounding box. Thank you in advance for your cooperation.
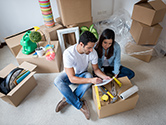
[54,31,111,120]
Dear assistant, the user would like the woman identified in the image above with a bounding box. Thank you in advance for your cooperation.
[95,29,135,79]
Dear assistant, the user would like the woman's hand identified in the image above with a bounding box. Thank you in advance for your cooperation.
[102,76,113,81]
[114,74,118,78]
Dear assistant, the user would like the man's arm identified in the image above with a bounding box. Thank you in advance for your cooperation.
[65,67,103,84]
[92,64,111,80]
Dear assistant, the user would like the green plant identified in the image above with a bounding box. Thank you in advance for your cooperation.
[80,24,99,39]
[29,31,42,49]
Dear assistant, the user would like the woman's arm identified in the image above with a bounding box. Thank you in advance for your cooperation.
[113,43,121,75]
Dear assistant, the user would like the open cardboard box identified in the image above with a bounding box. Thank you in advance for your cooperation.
[130,20,163,45]
[131,0,166,26]
[5,28,46,57]
[92,76,139,118]
[125,42,154,62]
[56,0,92,26]
[16,41,62,73]
[0,61,37,107]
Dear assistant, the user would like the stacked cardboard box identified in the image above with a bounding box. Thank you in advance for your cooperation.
[56,0,92,26]
[56,0,93,45]
[126,0,166,62]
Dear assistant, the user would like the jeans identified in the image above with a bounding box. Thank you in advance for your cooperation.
[54,71,92,110]
[102,66,135,79]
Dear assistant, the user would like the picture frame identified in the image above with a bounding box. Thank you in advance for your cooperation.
[57,27,80,53]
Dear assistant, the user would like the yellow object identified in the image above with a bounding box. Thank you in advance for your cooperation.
[112,76,122,87]
[34,26,40,31]
[101,94,109,101]
[106,91,114,99]
[101,86,114,99]
[45,51,51,56]
[95,86,101,110]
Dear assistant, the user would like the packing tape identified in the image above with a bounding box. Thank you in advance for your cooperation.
[119,85,138,100]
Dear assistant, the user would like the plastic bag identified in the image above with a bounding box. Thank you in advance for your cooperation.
[94,9,132,42]
[154,39,166,57]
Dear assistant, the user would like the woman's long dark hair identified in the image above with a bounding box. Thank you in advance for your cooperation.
[95,29,115,59]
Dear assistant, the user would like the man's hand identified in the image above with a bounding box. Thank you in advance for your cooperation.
[90,77,103,84]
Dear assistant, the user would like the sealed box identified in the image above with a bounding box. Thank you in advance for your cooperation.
[0,61,37,107]
[16,41,62,73]
[56,0,92,26]
[5,28,45,57]
[56,17,93,28]
[130,20,163,45]
[131,0,166,26]
[125,42,154,62]
[92,76,139,118]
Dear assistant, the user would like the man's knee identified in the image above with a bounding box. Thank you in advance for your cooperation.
[130,70,135,79]
[54,72,66,86]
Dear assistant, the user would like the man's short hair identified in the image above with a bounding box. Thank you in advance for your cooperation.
[79,31,97,46]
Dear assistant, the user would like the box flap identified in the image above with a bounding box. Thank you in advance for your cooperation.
[5,28,34,48]
[140,0,148,2]
[19,61,37,72]
[149,0,166,10]
[0,92,5,98]
[137,0,148,4]
[125,42,153,55]
[117,77,133,94]
[0,64,17,78]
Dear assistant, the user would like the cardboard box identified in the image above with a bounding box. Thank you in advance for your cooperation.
[0,61,37,107]
[56,17,93,45]
[56,17,93,28]
[40,23,64,41]
[92,76,139,118]
[131,0,166,26]
[5,28,46,57]
[125,42,154,62]
[130,20,163,45]
[56,0,92,26]
[16,41,62,73]
[56,17,64,26]
[68,19,93,45]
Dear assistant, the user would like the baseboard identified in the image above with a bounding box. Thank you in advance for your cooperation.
[0,42,7,49]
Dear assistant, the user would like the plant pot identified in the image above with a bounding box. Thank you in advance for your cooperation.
[35,47,45,57]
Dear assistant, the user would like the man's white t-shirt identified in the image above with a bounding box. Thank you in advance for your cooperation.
[63,44,98,74]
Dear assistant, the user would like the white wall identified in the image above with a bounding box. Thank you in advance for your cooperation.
[0,0,59,41]
[92,0,114,23]
[0,0,166,41]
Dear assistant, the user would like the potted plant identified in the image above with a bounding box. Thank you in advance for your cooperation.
[29,26,44,56]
